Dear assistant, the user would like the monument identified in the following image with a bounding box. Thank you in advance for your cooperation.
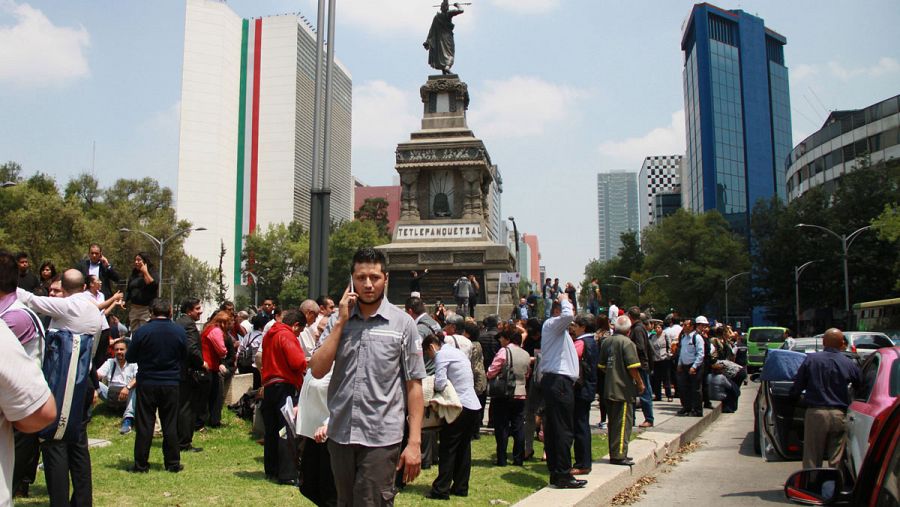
[377,3,515,318]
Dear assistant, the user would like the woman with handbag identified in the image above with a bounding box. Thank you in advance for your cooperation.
[486,327,530,466]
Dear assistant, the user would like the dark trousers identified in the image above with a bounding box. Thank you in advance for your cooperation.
[492,397,525,465]
[431,407,478,497]
[261,382,298,481]
[300,437,338,507]
[207,372,224,427]
[42,426,92,507]
[134,384,180,470]
[329,441,401,506]
[596,373,607,423]
[421,430,437,468]
[652,360,673,399]
[606,399,634,460]
[637,369,654,423]
[177,376,205,449]
[13,429,40,493]
[676,366,703,413]
[540,373,575,479]
[722,378,740,412]
[476,392,488,435]
[573,397,593,469]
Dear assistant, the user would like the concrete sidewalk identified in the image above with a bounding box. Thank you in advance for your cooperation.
[514,398,723,507]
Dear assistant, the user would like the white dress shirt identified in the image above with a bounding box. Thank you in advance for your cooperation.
[539,300,578,380]
[17,288,104,336]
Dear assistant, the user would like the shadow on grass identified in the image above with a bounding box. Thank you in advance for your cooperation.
[104,458,164,472]
[500,470,546,489]
[234,470,269,481]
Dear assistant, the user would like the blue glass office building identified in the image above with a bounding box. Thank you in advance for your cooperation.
[682,4,792,237]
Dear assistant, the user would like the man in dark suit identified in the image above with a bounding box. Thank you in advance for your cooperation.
[175,298,206,453]
[76,244,121,300]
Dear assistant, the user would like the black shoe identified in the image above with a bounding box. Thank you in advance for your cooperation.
[690,410,703,417]
[181,446,203,453]
[424,491,450,500]
[127,465,149,473]
[551,476,587,489]
[610,457,635,466]
[676,409,689,416]
[166,464,184,473]
[277,478,299,486]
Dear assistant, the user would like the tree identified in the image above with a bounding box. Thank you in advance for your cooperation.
[872,204,900,291]
[65,173,102,210]
[241,222,310,308]
[354,197,391,237]
[640,209,750,317]
[617,230,644,277]
[327,219,389,298]
[0,161,22,182]
[173,255,216,306]
[216,240,228,305]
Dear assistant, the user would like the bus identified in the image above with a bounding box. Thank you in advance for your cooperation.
[853,298,900,344]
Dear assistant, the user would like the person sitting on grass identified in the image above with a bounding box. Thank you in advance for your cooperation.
[96,338,138,434]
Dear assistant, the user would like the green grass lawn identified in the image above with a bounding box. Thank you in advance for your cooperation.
[18,406,609,506]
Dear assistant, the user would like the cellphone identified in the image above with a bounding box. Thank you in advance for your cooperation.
[349,275,355,293]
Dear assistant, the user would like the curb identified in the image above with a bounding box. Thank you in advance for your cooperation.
[513,401,723,507]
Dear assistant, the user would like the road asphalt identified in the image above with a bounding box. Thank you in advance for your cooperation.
[631,384,800,506]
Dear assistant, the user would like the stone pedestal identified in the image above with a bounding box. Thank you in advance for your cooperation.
[377,74,514,318]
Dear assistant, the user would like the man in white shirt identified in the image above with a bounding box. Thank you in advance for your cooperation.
[97,339,139,434]
[539,293,585,489]
[16,269,104,336]
[607,300,619,324]
[0,320,56,506]
[299,299,328,357]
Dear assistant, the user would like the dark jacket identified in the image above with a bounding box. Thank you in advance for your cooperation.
[126,317,187,386]
[175,314,205,381]
[630,321,654,372]
[479,327,499,373]
[76,258,122,299]
[125,270,158,305]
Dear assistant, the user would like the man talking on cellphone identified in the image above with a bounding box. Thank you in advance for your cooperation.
[310,248,426,506]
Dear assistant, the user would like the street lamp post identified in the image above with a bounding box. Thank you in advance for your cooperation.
[508,216,519,271]
[794,260,821,335]
[120,226,206,298]
[796,224,872,320]
[724,271,750,326]
[610,274,669,307]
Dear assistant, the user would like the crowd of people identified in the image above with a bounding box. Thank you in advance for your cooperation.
[0,243,756,506]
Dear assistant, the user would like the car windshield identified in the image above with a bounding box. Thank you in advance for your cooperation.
[749,329,785,343]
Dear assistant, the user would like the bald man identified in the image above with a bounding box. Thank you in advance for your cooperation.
[790,328,862,469]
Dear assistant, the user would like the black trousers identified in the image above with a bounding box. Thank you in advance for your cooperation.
[431,407,478,497]
[207,372,224,427]
[178,375,206,449]
[134,384,180,470]
[13,429,40,493]
[573,397,593,469]
[652,360,673,399]
[299,437,338,507]
[540,373,575,479]
[261,382,298,481]
[676,366,703,413]
[491,397,525,466]
[42,426,92,507]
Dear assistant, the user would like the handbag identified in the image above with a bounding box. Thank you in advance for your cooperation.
[488,347,516,399]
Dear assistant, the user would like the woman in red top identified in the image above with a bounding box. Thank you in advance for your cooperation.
[201,311,231,428]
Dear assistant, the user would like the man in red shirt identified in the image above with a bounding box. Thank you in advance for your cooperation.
[261,309,307,485]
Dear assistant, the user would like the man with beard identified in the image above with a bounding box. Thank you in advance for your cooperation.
[310,248,425,505]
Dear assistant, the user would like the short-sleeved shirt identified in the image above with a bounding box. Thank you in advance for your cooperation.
[0,321,51,504]
[598,333,641,402]
[321,298,426,447]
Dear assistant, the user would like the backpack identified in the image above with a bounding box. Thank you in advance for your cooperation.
[237,330,262,371]
[40,329,94,442]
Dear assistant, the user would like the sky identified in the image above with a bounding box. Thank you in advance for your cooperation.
[2,0,899,289]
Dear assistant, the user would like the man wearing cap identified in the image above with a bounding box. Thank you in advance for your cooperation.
[676,316,707,417]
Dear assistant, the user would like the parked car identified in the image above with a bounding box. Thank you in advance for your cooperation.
[845,346,900,481]
[786,337,825,354]
[784,398,900,506]
[747,326,789,371]
[753,349,808,460]
[753,348,862,461]
[811,331,894,359]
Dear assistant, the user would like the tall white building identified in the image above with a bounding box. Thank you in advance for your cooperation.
[597,171,638,262]
[638,155,682,229]
[177,0,352,295]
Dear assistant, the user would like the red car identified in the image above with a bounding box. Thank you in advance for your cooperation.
[845,346,900,481]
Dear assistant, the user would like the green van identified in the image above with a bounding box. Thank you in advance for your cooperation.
[746,326,788,371]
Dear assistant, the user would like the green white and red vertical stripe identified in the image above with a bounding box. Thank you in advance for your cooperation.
[234,18,262,286]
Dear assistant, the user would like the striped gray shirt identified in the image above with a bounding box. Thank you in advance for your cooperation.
[321,298,426,447]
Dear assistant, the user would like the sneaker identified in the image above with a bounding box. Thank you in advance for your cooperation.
[119,418,133,435]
